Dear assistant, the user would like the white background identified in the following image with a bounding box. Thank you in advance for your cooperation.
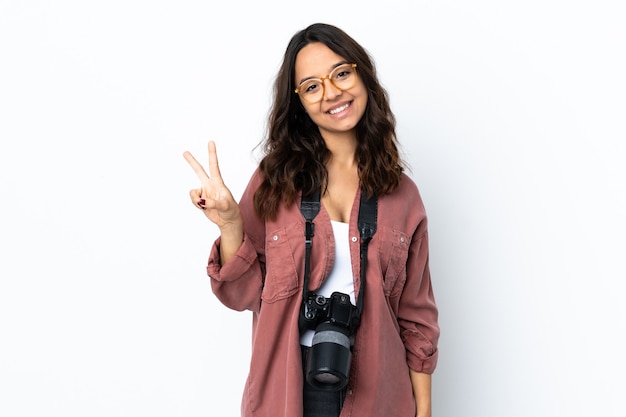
[1,1,624,416]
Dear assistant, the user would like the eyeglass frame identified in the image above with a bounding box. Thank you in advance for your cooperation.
[294,63,358,104]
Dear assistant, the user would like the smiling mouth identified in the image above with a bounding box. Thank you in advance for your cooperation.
[327,101,352,115]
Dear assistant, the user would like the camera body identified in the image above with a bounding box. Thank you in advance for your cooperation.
[300,291,360,391]
[301,291,360,332]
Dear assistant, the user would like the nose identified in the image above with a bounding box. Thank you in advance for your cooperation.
[322,78,341,101]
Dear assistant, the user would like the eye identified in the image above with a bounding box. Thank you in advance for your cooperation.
[333,66,354,81]
[303,81,321,94]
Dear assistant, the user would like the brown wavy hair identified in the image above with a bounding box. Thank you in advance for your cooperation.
[254,23,404,220]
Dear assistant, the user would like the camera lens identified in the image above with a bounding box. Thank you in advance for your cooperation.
[312,371,341,385]
[305,323,352,391]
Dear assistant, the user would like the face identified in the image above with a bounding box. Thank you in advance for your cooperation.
[294,42,368,140]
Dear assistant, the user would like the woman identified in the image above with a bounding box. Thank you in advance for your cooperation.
[184,23,439,417]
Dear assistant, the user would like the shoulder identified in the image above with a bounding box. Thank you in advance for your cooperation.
[245,167,265,193]
[377,173,428,233]
[398,173,421,196]
[239,167,265,205]
[238,167,266,243]
[382,173,425,210]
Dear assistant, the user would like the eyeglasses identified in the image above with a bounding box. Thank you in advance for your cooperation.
[294,63,358,104]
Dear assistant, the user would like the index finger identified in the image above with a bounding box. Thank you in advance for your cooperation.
[183,150,210,182]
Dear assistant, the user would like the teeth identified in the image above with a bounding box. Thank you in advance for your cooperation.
[328,103,350,115]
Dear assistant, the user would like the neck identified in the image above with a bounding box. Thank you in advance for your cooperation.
[322,131,358,169]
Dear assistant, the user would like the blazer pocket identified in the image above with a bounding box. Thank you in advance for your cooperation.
[377,227,411,297]
[262,223,300,302]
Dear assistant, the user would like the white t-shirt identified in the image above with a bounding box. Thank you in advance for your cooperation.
[300,220,355,347]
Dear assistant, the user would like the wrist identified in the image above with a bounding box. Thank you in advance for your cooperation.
[218,224,244,266]
[219,221,243,236]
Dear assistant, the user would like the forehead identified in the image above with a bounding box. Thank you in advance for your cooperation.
[294,42,347,80]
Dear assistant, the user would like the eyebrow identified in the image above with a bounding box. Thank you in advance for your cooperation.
[297,61,349,86]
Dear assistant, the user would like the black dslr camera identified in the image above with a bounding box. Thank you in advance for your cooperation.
[300,291,360,391]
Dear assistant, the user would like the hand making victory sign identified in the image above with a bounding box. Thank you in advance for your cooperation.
[183,141,243,264]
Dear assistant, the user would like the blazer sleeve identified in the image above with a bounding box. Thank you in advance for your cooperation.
[395,180,440,374]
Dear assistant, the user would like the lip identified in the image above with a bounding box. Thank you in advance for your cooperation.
[325,100,353,116]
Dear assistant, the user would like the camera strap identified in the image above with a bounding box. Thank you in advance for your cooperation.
[301,189,321,302]
[300,189,378,319]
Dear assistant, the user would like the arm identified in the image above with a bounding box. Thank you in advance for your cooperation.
[398,229,439,373]
[410,370,432,417]
[184,142,264,312]
[389,178,439,415]
[217,222,244,266]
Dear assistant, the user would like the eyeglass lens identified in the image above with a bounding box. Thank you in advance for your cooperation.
[297,64,356,103]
